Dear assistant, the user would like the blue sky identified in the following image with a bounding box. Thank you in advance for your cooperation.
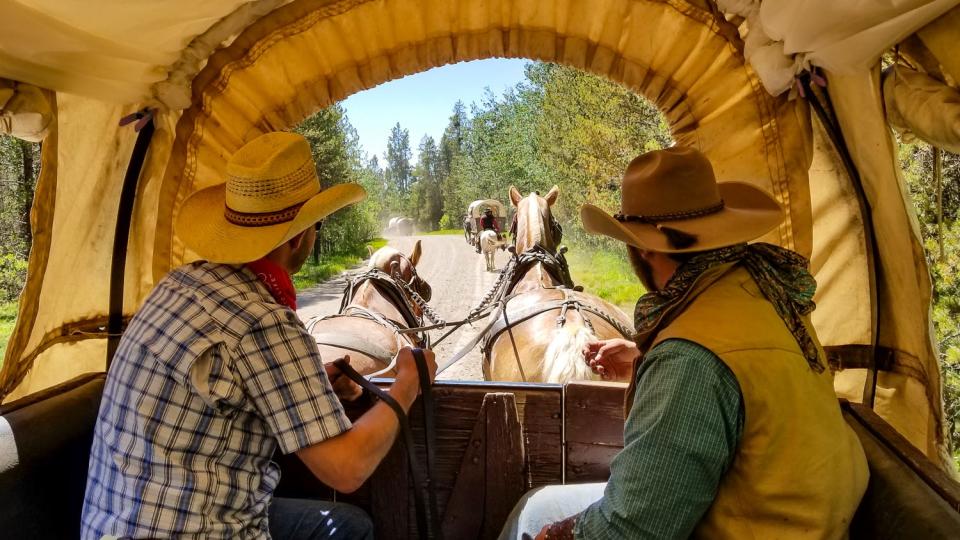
[340,58,530,162]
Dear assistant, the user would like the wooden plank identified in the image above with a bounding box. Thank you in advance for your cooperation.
[441,396,487,540]
[519,389,563,488]
[565,442,621,483]
[564,382,626,484]
[275,382,563,539]
[564,381,626,446]
[843,400,960,511]
[482,393,526,539]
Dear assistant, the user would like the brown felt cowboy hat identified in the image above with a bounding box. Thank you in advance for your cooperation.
[177,132,366,264]
[580,146,784,253]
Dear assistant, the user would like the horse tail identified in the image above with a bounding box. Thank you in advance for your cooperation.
[541,324,600,383]
[480,230,497,251]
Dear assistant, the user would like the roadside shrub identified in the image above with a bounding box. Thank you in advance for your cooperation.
[0,254,27,302]
[438,213,453,230]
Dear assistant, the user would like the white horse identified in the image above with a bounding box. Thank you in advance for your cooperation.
[478,230,502,272]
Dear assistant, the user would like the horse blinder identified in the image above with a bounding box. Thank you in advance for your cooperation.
[414,277,433,302]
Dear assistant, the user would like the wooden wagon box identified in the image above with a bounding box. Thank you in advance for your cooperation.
[1,375,959,539]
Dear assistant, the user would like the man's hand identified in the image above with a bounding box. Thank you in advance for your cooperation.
[324,356,363,402]
[297,347,437,493]
[530,515,577,539]
[390,347,437,409]
[583,338,640,381]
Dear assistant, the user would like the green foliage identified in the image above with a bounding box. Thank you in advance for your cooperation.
[0,135,39,303]
[385,123,413,195]
[0,301,18,365]
[292,237,387,290]
[0,254,28,303]
[425,63,670,240]
[292,253,363,290]
[899,139,960,465]
[438,214,453,230]
[410,135,444,230]
[295,105,381,256]
[566,243,645,311]
[422,229,463,236]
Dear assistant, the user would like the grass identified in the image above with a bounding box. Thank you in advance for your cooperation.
[0,301,17,366]
[565,246,644,311]
[292,238,386,290]
[367,237,388,251]
[422,229,464,236]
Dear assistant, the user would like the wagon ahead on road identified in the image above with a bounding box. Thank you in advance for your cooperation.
[465,199,508,246]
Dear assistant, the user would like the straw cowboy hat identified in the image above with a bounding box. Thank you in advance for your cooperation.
[177,132,366,263]
[580,146,784,253]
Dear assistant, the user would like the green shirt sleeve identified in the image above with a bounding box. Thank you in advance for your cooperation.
[574,338,744,540]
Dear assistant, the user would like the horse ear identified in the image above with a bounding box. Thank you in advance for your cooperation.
[545,185,560,206]
[509,186,522,207]
[409,239,423,266]
[367,245,375,258]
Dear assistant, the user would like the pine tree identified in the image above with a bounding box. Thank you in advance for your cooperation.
[385,123,413,195]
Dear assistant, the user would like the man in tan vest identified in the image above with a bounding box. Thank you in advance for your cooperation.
[499,146,868,539]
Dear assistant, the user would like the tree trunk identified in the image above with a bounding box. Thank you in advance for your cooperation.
[17,140,35,258]
[934,146,943,261]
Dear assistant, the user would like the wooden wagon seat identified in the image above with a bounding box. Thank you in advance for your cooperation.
[1,377,958,539]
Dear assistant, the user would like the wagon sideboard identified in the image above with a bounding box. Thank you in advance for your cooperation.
[1,376,959,538]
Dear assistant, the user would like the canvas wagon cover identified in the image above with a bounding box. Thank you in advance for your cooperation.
[0,0,957,469]
[468,199,507,219]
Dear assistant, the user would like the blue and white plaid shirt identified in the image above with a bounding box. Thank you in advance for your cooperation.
[81,262,350,539]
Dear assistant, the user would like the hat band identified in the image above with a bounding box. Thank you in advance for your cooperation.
[225,201,306,227]
[614,199,725,224]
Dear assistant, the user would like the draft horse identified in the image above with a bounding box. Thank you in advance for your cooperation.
[307,241,433,376]
[483,187,634,383]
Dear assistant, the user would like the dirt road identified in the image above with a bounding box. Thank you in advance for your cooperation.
[297,234,512,381]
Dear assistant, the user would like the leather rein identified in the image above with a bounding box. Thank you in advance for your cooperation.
[333,349,442,539]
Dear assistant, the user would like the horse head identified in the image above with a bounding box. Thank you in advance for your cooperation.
[368,241,432,309]
[509,185,561,254]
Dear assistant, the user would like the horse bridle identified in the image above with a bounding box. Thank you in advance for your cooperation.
[311,260,434,380]
[509,211,563,248]
[338,263,431,341]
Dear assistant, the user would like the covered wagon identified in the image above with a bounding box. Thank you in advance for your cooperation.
[465,199,508,246]
[1,1,959,538]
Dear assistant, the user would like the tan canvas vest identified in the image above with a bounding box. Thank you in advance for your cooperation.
[651,266,869,540]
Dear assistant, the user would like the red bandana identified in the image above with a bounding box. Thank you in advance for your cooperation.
[246,258,298,310]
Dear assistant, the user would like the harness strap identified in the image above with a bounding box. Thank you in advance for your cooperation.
[434,302,506,375]
[413,348,443,539]
[331,352,443,539]
[481,295,634,359]
[311,332,395,364]
[338,271,430,348]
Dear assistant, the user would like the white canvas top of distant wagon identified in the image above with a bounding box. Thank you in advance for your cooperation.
[464,199,508,245]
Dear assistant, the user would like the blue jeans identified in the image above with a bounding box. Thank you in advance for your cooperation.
[269,497,374,540]
[498,483,606,540]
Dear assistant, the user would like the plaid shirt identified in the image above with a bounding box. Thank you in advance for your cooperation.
[81,262,350,539]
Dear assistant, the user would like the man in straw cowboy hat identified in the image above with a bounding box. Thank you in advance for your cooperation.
[82,132,436,539]
[500,147,868,540]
